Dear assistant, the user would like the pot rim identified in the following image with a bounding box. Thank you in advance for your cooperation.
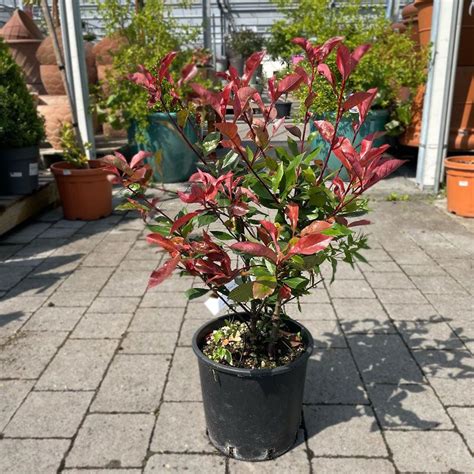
[445,156,474,171]
[51,159,109,176]
[192,313,314,377]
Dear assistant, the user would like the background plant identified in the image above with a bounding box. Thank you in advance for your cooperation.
[0,38,44,148]
[59,123,89,168]
[105,37,405,368]
[226,29,265,59]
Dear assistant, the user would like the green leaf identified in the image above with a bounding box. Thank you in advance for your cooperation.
[253,277,277,299]
[210,230,234,241]
[321,223,353,237]
[185,288,209,300]
[221,150,240,169]
[202,131,221,156]
[147,222,172,236]
[272,162,284,192]
[287,138,299,156]
[283,277,309,289]
[228,282,254,302]
[197,212,218,226]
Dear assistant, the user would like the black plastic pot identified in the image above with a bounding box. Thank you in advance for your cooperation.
[275,102,292,119]
[0,146,39,195]
[192,314,313,461]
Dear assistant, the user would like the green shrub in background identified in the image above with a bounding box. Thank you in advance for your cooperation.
[0,38,44,148]
[94,0,199,141]
[267,0,428,135]
[226,29,265,59]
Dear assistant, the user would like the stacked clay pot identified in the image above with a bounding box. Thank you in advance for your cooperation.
[37,95,72,150]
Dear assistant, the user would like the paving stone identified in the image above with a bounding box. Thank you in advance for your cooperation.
[0,295,46,314]
[359,248,392,261]
[304,350,367,404]
[6,277,63,297]
[31,255,83,277]
[284,303,337,321]
[448,319,474,353]
[369,383,452,430]
[0,264,35,291]
[364,272,415,289]
[448,407,474,452]
[0,244,23,261]
[0,439,70,473]
[0,311,32,338]
[50,219,86,229]
[65,470,141,474]
[296,286,330,304]
[312,458,395,474]
[411,275,467,294]
[304,406,387,457]
[228,431,309,473]
[14,238,66,260]
[88,296,140,313]
[0,331,68,379]
[39,226,81,239]
[82,242,133,267]
[387,249,434,265]
[100,270,149,297]
[185,302,224,319]
[151,402,213,452]
[394,319,465,350]
[2,222,51,244]
[178,318,208,346]
[385,431,474,472]
[384,303,441,321]
[140,290,189,307]
[144,454,225,473]
[347,334,424,384]
[333,299,395,334]
[164,347,201,401]
[327,279,375,299]
[66,414,154,468]
[428,294,474,321]
[121,331,178,354]
[36,339,118,390]
[119,259,160,271]
[92,354,169,413]
[147,276,195,292]
[358,260,401,273]
[412,350,474,406]
[301,320,346,348]
[0,380,33,431]
[4,390,93,438]
[45,290,99,307]
[61,267,115,292]
[374,288,428,305]
[23,306,85,331]
[129,308,185,333]
[72,312,133,339]
[401,264,446,276]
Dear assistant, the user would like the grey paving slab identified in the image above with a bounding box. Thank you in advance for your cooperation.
[385,431,474,472]
[284,303,337,321]
[185,302,224,319]
[228,431,309,473]
[383,303,441,321]
[4,390,93,438]
[45,290,99,307]
[0,294,46,314]
[364,271,415,289]
[358,260,401,273]
[23,306,85,331]
[39,226,81,239]
[147,276,195,292]
[92,354,169,413]
[304,405,387,457]
[87,296,141,314]
[374,288,428,305]
[0,244,23,261]
[6,276,63,297]
[121,331,178,354]
[311,458,395,474]
[327,279,376,299]
[71,312,133,339]
[2,222,51,244]
[144,453,225,473]
[164,347,202,401]
[0,264,36,291]
[0,311,33,338]
[151,402,214,453]
[448,407,474,452]
[140,290,189,307]
[448,319,474,353]
[369,383,453,430]
[0,331,68,379]
[128,308,185,333]
[178,318,208,346]
[411,275,468,294]
[0,438,70,474]
[66,414,154,468]
[301,320,347,348]
[386,249,434,265]
[412,350,474,406]
[61,267,115,292]
[36,339,118,390]
[295,286,330,304]
[65,470,141,474]
[100,270,149,297]
[320,261,364,280]
[401,264,447,276]
[0,380,34,431]
[359,248,393,261]
[428,294,474,321]
[347,334,424,384]
[304,350,367,404]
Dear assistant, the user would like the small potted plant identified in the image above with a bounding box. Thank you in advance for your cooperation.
[105,37,404,461]
[226,28,265,78]
[0,37,44,195]
[50,124,114,220]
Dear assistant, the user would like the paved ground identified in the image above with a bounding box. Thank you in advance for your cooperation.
[0,182,473,473]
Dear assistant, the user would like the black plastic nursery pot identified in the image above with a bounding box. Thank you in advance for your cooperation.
[0,146,39,195]
[192,314,313,461]
[275,102,292,119]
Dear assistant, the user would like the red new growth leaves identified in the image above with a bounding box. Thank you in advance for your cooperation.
[287,233,333,257]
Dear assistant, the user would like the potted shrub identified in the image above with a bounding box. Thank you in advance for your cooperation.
[105,38,404,461]
[50,124,113,220]
[226,29,265,79]
[0,37,44,195]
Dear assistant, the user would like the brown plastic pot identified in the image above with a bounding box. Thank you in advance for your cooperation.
[51,160,113,221]
[445,156,474,217]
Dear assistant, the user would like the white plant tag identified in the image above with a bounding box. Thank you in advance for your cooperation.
[29,163,38,176]
[458,181,469,187]
[63,169,72,176]
[204,280,238,316]
[10,172,22,178]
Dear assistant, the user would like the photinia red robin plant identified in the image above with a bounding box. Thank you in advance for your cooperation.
[104,37,405,368]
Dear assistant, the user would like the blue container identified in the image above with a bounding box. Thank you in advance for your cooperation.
[129,112,199,183]
[310,109,390,181]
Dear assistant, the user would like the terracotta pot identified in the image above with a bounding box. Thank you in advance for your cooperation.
[399,85,425,147]
[444,156,474,217]
[401,2,419,45]
[102,122,127,139]
[37,95,72,150]
[458,1,474,66]
[93,33,127,66]
[0,10,43,91]
[391,22,407,34]
[414,0,432,47]
[51,159,113,220]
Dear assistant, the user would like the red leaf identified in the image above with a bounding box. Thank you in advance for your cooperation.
[287,233,333,257]
[301,220,332,236]
[336,44,351,80]
[343,92,373,112]
[285,203,299,234]
[180,63,198,83]
[276,74,304,100]
[356,87,377,127]
[314,120,335,143]
[348,219,371,227]
[243,51,265,85]
[260,220,280,251]
[216,122,238,140]
[316,36,344,62]
[170,211,199,234]
[273,117,286,136]
[352,44,371,63]
[364,158,406,190]
[285,125,302,139]
[146,233,177,254]
[292,37,310,51]
[230,242,278,263]
[279,285,292,300]
[130,150,152,169]
[147,255,180,289]
[158,51,177,81]
[317,63,336,90]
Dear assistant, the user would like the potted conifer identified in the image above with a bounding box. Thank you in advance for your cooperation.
[105,37,404,461]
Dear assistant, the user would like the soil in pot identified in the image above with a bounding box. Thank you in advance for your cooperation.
[51,159,112,220]
[192,313,313,461]
[445,155,474,217]
[0,146,39,195]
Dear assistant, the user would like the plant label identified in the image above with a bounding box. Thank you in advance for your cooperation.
[29,163,38,176]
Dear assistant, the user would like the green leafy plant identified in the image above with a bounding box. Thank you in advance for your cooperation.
[226,29,265,59]
[59,123,89,168]
[0,38,44,148]
[267,0,428,134]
